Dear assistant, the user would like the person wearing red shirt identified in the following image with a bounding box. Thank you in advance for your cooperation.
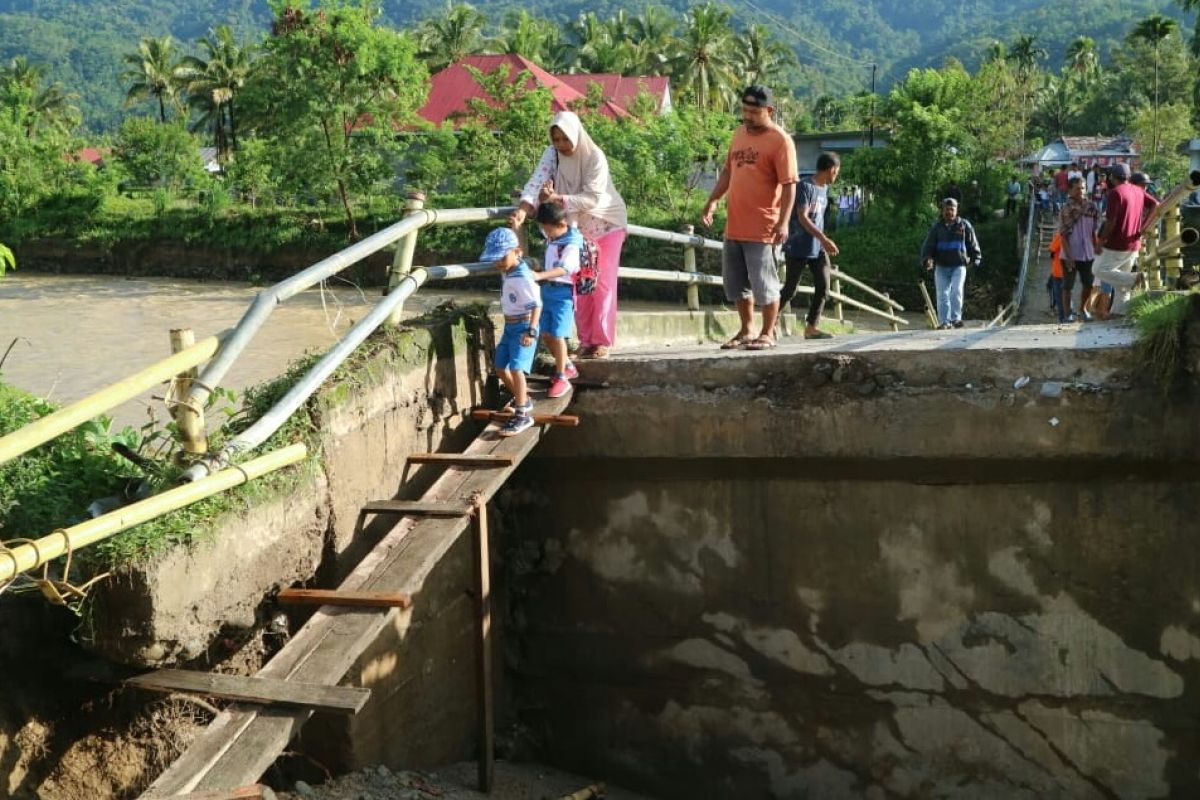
[1092,163,1158,318]
[1053,166,1070,209]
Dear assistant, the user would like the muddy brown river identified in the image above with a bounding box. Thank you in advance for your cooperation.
[0,274,494,428]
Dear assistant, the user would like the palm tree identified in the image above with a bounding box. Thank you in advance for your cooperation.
[629,5,678,74]
[565,12,612,72]
[1,56,80,135]
[738,24,795,88]
[123,35,181,122]
[983,40,1007,64]
[1130,14,1180,159]
[811,95,843,130]
[1065,36,1100,86]
[417,3,488,71]
[496,10,561,65]
[1005,34,1047,151]
[671,2,740,111]
[1034,74,1074,138]
[178,26,256,159]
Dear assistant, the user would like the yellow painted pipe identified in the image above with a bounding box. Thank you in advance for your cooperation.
[1141,179,1196,235]
[0,334,224,466]
[0,443,307,584]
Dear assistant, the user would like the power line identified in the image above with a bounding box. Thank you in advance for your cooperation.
[738,0,877,67]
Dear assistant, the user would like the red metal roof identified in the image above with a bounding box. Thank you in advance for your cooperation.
[556,74,670,113]
[70,146,107,166]
[418,54,633,126]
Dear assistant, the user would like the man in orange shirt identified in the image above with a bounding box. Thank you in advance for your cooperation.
[701,85,798,350]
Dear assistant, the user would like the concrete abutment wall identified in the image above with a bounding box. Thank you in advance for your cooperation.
[501,340,1200,798]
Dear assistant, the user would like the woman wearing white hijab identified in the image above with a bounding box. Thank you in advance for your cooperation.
[509,111,628,359]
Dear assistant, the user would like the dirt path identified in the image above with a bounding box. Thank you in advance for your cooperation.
[1015,213,1058,324]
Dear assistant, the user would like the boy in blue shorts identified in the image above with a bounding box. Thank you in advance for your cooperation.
[532,201,581,398]
[480,227,542,437]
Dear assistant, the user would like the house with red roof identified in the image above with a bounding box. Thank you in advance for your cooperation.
[556,73,672,116]
[68,147,108,168]
[417,54,671,127]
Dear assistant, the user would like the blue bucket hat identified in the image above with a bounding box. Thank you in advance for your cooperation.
[480,227,520,262]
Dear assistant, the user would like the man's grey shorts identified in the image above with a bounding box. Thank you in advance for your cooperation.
[722,240,781,305]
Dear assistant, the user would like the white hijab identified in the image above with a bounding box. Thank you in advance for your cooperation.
[547,111,627,229]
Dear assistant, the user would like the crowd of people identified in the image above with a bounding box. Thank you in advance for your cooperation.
[1035,162,1161,323]
[475,85,1178,434]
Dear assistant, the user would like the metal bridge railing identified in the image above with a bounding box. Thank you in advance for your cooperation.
[986,197,1038,328]
[0,202,909,585]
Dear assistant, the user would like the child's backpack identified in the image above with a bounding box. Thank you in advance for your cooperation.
[574,236,602,295]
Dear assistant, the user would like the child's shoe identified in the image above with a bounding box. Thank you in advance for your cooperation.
[547,374,571,398]
[498,411,534,437]
[563,362,579,380]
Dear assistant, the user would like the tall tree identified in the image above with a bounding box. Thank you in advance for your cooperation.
[629,5,678,75]
[738,24,796,88]
[1130,14,1180,159]
[1065,36,1101,86]
[178,26,257,159]
[671,2,740,111]
[496,10,563,67]
[1005,34,1047,151]
[416,2,488,71]
[0,57,80,136]
[0,61,88,220]
[248,0,428,239]
[122,35,182,123]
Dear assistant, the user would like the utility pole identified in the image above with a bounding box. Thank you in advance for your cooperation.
[869,63,877,147]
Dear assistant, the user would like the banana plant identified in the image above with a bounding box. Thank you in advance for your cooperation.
[0,243,14,277]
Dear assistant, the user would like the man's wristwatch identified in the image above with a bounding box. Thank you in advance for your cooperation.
[526,327,539,337]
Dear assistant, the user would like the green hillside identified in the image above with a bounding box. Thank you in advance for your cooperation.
[0,0,1193,130]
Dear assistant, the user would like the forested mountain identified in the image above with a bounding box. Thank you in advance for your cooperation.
[0,0,1192,130]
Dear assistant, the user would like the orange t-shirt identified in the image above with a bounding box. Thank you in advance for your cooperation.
[1049,232,1063,278]
[723,124,799,243]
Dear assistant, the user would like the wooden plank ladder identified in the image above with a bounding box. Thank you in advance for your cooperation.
[143,393,575,798]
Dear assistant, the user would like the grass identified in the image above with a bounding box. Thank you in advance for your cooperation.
[832,212,1019,317]
[1128,290,1196,391]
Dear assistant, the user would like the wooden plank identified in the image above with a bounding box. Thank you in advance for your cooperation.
[146,394,573,796]
[125,670,370,715]
[407,453,515,467]
[470,409,580,426]
[140,711,258,797]
[277,588,413,610]
[360,500,475,517]
[473,504,495,792]
[172,785,274,800]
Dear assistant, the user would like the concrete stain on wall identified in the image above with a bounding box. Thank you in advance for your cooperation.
[509,476,1200,798]
[564,489,740,594]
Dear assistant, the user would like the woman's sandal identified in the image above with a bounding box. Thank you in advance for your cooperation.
[743,335,777,350]
[721,334,751,350]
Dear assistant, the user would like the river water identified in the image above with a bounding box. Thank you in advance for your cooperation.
[0,274,495,429]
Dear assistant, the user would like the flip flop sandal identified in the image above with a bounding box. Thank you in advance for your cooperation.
[720,335,751,349]
[743,336,777,350]
[804,330,833,340]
